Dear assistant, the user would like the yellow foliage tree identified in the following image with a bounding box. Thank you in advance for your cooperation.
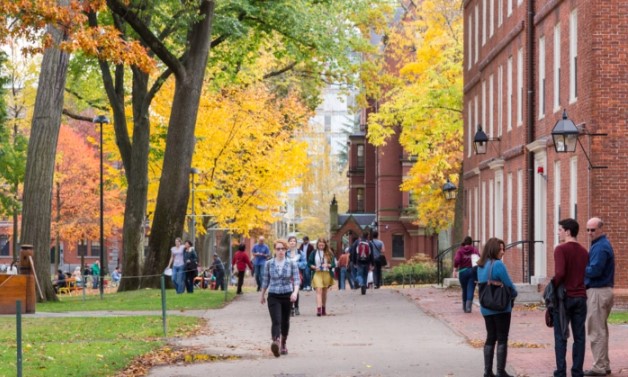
[366,0,463,232]
[150,81,311,237]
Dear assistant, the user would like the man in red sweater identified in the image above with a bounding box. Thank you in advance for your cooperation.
[551,218,589,377]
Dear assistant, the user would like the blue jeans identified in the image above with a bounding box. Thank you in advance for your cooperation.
[302,266,311,288]
[171,265,185,294]
[339,267,347,290]
[355,264,369,287]
[254,264,265,290]
[554,296,587,377]
[458,268,476,303]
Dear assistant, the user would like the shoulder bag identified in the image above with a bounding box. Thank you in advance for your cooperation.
[478,260,512,311]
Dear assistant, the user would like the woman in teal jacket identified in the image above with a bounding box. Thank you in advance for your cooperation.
[477,238,517,377]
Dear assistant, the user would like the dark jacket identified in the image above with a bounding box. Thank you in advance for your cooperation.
[585,235,615,288]
[544,282,569,340]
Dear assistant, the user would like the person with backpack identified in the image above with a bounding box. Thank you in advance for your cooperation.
[308,237,336,316]
[350,230,374,295]
[371,230,385,289]
[260,239,300,357]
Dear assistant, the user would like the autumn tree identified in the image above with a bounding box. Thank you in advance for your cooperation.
[366,0,463,232]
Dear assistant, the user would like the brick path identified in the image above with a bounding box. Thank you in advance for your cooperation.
[402,287,628,377]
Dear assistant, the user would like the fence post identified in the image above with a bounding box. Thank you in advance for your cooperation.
[16,300,22,377]
[160,275,167,337]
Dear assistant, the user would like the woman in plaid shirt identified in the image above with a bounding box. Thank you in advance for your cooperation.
[260,239,300,357]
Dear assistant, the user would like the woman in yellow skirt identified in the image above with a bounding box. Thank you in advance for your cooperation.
[308,237,335,316]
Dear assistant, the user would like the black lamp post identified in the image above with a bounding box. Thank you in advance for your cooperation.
[93,115,109,299]
[442,179,457,200]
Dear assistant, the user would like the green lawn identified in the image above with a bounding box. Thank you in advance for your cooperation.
[0,315,201,377]
[609,310,628,324]
[38,288,235,312]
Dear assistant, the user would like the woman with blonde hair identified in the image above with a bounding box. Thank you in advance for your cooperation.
[308,237,335,316]
[260,239,300,357]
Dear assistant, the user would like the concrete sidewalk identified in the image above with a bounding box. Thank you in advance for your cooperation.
[403,286,628,377]
[148,287,483,377]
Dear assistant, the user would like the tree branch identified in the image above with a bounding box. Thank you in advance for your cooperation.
[61,109,93,122]
[262,61,297,80]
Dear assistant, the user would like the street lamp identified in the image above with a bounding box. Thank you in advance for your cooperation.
[442,179,457,200]
[473,125,500,155]
[551,109,607,169]
[93,115,109,299]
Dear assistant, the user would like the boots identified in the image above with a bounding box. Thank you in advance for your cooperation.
[462,300,467,312]
[271,337,280,358]
[317,307,322,317]
[322,306,326,316]
[496,343,513,377]
[465,300,473,313]
[483,344,496,377]
[280,336,288,355]
[294,307,300,316]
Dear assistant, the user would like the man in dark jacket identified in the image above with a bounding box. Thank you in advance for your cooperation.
[583,217,615,376]
[552,218,588,377]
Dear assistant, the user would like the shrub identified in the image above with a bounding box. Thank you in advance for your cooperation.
[383,255,439,286]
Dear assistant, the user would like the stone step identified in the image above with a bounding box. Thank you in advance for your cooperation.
[443,278,460,288]
[513,283,542,304]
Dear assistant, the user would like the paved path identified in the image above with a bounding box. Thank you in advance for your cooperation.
[148,288,483,377]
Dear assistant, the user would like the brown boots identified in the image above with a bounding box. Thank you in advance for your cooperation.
[280,336,288,355]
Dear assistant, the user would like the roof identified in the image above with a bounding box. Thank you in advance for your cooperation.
[338,213,376,228]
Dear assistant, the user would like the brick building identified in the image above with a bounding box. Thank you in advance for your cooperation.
[462,0,626,295]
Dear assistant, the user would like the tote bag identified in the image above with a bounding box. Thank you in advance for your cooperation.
[478,260,512,311]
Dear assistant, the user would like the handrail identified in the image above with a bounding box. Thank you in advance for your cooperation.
[505,240,543,284]
[435,239,479,287]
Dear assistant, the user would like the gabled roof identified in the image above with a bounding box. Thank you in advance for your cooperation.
[338,213,376,229]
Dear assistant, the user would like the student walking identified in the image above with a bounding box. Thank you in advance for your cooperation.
[260,239,300,357]
[309,238,335,316]
[454,236,480,313]
[232,243,254,295]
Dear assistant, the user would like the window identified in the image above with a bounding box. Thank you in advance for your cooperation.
[482,0,487,46]
[468,15,473,69]
[489,74,494,137]
[507,0,512,17]
[481,181,486,243]
[356,144,365,168]
[554,23,561,111]
[507,172,512,244]
[468,101,473,157]
[77,240,87,257]
[356,188,364,212]
[474,95,479,137]
[569,9,578,102]
[498,0,503,27]
[392,234,404,258]
[489,178,494,236]
[495,172,503,239]
[467,188,473,236]
[517,169,523,241]
[507,57,512,131]
[474,188,479,239]
[482,80,486,134]
[90,240,101,257]
[490,0,495,37]
[538,36,546,118]
[517,48,523,126]
[0,235,9,256]
[554,160,561,246]
[475,5,479,63]
[570,157,578,217]
[324,115,332,132]
[498,65,503,136]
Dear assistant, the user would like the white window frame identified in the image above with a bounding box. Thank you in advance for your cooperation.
[517,48,523,126]
[507,172,512,244]
[569,9,578,103]
[468,101,473,157]
[489,178,494,236]
[507,57,513,131]
[490,0,495,37]
[475,187,480,240]
[538,36,546,119]
[569,156,578,217]
[498,65,503,136]
[498,0,503,27]
[507,0,512,17]
[517,169,523,241]
[482,0,487,46]
[494,171,503,239]
[554,160,561,246]
[482,181,487,243]
[475,5,480,63]
[553,23,561,111]
[489,74,494,137]
[474,94,479,137]
[482,80,487,135]
[468,15,473,70]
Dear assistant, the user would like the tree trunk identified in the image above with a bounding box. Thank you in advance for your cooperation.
[143,1,216,287]
[20,20,70,302]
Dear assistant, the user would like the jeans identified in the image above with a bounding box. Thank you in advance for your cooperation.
[267,293,292,340]
[302,266,311,288]
[554,296,587,377]
[185,268,196,293]
[355,264,369,287]
[484,312,511,346]
[213,271,225,291]
[254,264,264,290]
[339,267,347,289]
[458,268,476,303]
[171,265,185,294]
